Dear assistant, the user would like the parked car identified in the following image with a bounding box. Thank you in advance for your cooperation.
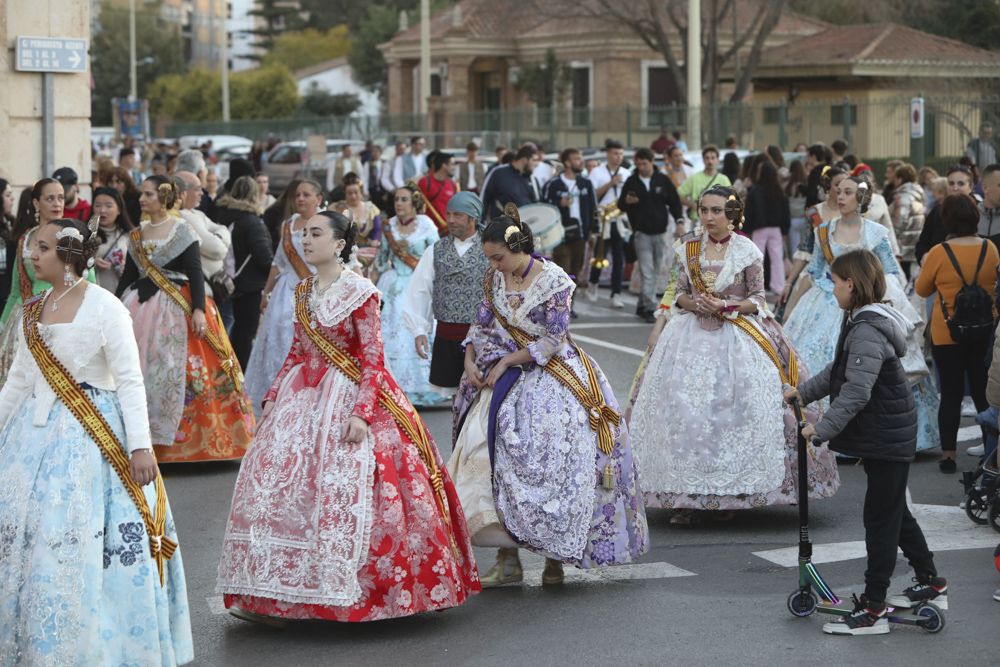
[262,139,363,194]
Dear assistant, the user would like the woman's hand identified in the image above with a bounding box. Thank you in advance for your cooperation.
[192,309,208,339]
[414,335,430,359]
[342,416,369,445]
[129,450,158,486]
[485,355,513,388]
[779,281,792,305]
[94,257,112,271]
[464,357,485,389]
[259,293,271,315]
[801,423,817,441]
[783,386,801,405]
[261,400,275,421]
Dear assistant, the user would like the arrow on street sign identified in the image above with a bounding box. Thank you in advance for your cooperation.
[15,36,88,74]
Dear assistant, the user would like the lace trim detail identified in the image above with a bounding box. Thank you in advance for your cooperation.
[492,261,574,337]
[677,233,762,295]
[309,271,380,328]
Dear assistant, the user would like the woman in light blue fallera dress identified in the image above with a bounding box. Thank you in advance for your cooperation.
[0,273,192,665]
[374,184,442,407]
[783,180,940,453]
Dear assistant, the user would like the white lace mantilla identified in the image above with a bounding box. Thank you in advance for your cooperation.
[676,233,762,295]
[309,270,380,328]
[491,260,574,337]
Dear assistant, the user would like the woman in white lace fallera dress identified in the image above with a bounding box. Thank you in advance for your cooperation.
[0,218,192,665]
[244,180,322,415]
[628,186,839,524]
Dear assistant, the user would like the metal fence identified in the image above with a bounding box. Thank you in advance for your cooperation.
[167,95,1000,163]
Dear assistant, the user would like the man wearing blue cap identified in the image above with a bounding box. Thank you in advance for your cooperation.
[403,191,490,396]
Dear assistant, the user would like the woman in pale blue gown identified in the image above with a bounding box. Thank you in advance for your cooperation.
[372,183,443,406]
[244,180,321,415]
[0,218,192,665]
[784,176,940,452]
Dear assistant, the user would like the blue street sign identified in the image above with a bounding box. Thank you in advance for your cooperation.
[15,36,88,73]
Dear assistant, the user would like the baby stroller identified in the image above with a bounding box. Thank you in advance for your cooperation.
[962,406,1000,532]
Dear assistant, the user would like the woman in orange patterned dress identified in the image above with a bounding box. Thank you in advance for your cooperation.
[115,175,254,462]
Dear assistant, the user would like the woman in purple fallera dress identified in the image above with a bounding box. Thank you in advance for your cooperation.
[449,207,648,586]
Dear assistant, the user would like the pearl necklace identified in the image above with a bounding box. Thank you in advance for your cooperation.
[50,278,84,311]
[147,216,170,228]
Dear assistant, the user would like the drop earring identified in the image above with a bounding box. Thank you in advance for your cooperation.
[727,221,735,232]
[63,263,74,287]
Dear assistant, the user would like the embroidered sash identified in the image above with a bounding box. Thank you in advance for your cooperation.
[282,219,312,280]
[21,295,177,585]
[293,278,456,552]
[815,224,835,266]
[16,233,34,301]
[482,269,620,456]
[128,229,245,396]
[685,239,799,386]
[382,227,420,270]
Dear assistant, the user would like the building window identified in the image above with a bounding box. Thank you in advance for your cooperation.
[430,73,442,97]
[763,107,781,125]
[642,62,683,128]
[570,64,591,127]
[830,104,858,126]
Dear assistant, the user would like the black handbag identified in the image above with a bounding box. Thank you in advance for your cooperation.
[207,254,251,304]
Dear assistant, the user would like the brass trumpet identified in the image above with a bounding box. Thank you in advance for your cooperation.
[591,203,622,270]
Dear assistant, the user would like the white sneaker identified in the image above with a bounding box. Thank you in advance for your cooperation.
[585,284,598,302]
[962,397,977,418]
[610,294,624,309]
[993,589,1000,602]
[967,444,985,457]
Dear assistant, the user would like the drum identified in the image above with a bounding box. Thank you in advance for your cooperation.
[519,203,564,253]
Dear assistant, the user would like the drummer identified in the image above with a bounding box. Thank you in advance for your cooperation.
[542,147,597,318]
[480,144,540,223]
[403,191,490,397]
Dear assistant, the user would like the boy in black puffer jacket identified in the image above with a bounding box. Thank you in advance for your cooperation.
[785,248,947,636]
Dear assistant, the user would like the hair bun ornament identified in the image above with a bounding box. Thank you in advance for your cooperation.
[86,257,95,269]
[87,214,100,237]
[503,225,521,243]
[55,226,84,243]
[723,193,743,223]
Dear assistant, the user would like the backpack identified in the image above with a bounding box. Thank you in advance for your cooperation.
[939,241,994,344]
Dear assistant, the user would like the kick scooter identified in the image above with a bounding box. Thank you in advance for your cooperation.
[784,399,945,633]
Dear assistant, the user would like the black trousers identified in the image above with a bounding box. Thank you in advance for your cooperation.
[862,458,937,602]
[230,291,263,371]
[429,337,465,388]
[931,341,990,452]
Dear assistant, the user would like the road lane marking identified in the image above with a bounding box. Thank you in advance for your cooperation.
[570,323,648,330]
[206,561,696,611]
[571,334,646,358]
[752,503,997,567]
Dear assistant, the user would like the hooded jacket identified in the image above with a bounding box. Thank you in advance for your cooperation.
[797,304,917,461]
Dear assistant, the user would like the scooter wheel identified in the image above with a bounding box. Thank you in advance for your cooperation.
[787,590,817,617]
[966,490,990,525]
[915,603,945,633]
[989,497,1000,534]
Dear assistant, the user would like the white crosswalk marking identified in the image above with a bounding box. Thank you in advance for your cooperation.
[571,333,646,357]
[752,503,998,567]
[206,561,696,612]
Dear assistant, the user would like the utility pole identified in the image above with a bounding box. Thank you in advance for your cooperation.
[420,0,431,123]
[686,0,701,151]
[129,0,137,99]
[221,0,230,122]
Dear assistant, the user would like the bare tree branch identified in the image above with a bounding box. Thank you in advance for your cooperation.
[730,0,786,101]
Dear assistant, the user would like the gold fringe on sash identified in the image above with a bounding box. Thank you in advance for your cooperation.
[282,220,312,280]
[482,270,620,457]
[293,278,457,554]
[22,296,176,585]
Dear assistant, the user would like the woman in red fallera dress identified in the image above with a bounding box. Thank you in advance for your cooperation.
[217,210,480,626]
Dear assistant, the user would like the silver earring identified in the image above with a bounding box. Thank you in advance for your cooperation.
[63,263,74,287]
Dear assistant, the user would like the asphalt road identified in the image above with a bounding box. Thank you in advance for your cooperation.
[164,290,997,666]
